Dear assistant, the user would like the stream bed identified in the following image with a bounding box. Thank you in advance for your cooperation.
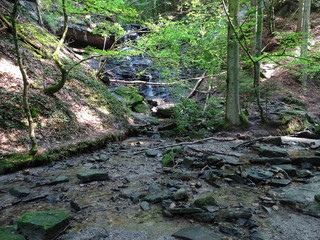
[1,134,320,240]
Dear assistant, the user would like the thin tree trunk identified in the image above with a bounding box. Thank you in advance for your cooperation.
[225,0,240,126]
[299,0,311,87]
[296,0,304,33]
[254,0,265,122]
[11,0,38,155]
[44,0,69,95]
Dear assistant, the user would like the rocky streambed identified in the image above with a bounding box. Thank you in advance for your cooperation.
[1,133,320,240]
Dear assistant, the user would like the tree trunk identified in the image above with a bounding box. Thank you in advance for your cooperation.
[44,0,69,95]
[225,0,240,126]
[253,0,265,122]
[299,0,311,87]
[11,0,38,155]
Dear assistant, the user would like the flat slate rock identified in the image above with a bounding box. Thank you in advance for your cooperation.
[143,189,172,203]
[269,178,292,187]
[17,210,70,240]
[250,157,291,165]
[247,168,273,182]
[47,176,69,185]
[273,164,297,177]
[77,169,109,183]
[256,146,289,158]
[9,186,30,198]
[172,226,222,240]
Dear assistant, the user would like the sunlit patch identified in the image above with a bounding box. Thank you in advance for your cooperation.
[0,57,21,80]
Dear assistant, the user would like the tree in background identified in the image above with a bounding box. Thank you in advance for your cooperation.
[11,0,38,154]
[297,0,311,87]
[225,0,240,126]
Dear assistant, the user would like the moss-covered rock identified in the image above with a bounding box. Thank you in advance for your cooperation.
[133,102,149,113]
[17,210,70,240]
[162,151,176,166]
[193,196,219,207]
[0,226,25,240]
[114,86,144,108]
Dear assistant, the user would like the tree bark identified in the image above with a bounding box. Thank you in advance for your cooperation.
[299,0,311,87]
[225,0,240,126]
[44,0,69,95]
[11,0,38,155]
[253,0,265,122]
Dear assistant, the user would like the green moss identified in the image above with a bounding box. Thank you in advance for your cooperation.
[162,151,176,166]
[17,210,70,230]
[0,226,25,240]
[133,102,149,113]
[114,86,144,106]
[193,196,218,207]
[315,194,320,203]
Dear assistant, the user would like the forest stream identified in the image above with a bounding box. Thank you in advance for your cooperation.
[1,133,320,240]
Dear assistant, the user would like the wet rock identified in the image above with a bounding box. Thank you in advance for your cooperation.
[9,186,30,198]
[246,168,273,182]
[168,206,205,215]
[47,176,69,185]
[315,150,320,156]
[272,164,297,177]
[173,188,188,201]
[17,210,70,240]
[216,209,252,222]
[219,225,243,238]
[269,182,320,217]
[250,157,291,165]
[77,169,109,183]
[206,156,223,166]
[291,156,320,166]
[297,169,313,178]
[70,200,81,212]
[172,226,222,240]
[143,189,172,203]
[269,179,291,187]
[192,212,216,222]
[145,150,161,157]
[0,226,25,240]
[155,104,175,118]
[182,157,196,169]
[314,194,320,203]
[22,192,49,202]
[224,157,243,166]
[140,201,150,211]
[224,174,247,184]
[158,122,177,131]
[256,146,289,157]
[193,196,219,208]
[250,230,266,240]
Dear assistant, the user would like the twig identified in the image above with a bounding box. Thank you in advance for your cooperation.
[134,136,236,155]
[187,72,206,98]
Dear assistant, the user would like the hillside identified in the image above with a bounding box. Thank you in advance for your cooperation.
[0,0,130,156]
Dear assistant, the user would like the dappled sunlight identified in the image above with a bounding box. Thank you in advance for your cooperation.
[70,102,104,130]
[0,57,22,92]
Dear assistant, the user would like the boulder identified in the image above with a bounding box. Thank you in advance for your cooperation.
[193,196,219,208]
[155,104,176,118]
[17,210,70,240]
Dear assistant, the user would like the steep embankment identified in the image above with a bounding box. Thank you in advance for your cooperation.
[0,1,130,171]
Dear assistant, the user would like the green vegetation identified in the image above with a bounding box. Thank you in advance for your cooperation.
[0,227,25,240]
